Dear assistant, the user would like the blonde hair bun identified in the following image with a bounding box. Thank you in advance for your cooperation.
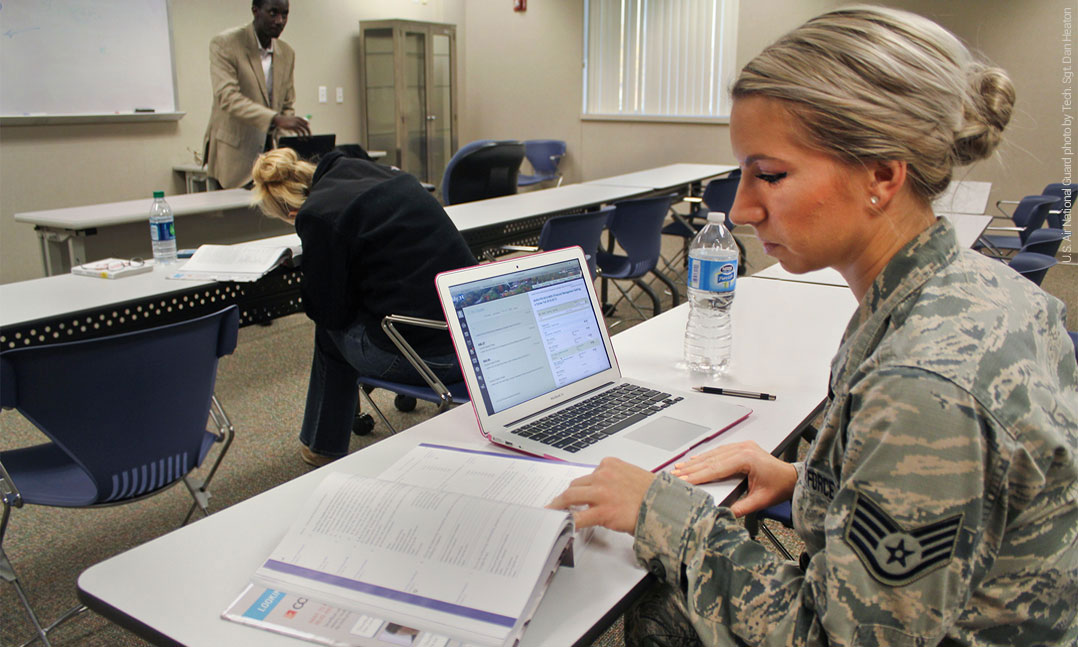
[954,65,1016,165]
[250,147,317,222]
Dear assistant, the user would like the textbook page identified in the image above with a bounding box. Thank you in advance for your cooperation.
[167,234,301,282]
[251,471,573,647]
[379,443,594,511]
[223,583,468,647]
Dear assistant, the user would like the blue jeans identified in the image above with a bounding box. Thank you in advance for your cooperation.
[299,322,462,456]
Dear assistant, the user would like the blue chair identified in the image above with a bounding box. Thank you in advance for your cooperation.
[976,194,1061,258]
[1,305,238,646]
[440,139,526,205]
[1040,183,1071,229]
[1008,251,1058,286]
[661,171,744,279]
[498,206,614,279]
[597,194,680,320]
[354,315,470,435]
[517,139,567,188]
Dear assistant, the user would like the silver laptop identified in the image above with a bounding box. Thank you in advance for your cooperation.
[435,247,751,471]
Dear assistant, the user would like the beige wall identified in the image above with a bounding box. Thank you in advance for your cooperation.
[1,0,1071,284]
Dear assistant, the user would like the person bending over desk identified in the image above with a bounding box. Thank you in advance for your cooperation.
[550,6,1078,646]
[251,148,476,466]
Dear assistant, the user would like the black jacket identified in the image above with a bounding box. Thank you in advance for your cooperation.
[295,151,476,353]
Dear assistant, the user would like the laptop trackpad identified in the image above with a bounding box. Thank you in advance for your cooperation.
[625,417,709,451]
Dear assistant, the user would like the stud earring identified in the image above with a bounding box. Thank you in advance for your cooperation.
[870,196,880,205]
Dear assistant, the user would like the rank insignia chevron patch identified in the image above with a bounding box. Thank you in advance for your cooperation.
[844,491,963,586]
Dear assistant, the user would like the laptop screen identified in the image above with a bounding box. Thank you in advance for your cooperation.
[448,257,611,416]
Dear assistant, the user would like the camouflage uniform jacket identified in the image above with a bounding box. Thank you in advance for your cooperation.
[634,218,1078,646]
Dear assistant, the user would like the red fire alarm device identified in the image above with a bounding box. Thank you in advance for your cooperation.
[514,0,526,11]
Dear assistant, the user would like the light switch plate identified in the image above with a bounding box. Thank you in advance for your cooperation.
[336,87,344,103]
[318,86,327,103]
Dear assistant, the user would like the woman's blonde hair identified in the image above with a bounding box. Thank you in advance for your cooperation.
[250,147,317,222]
[733,5,1015,203]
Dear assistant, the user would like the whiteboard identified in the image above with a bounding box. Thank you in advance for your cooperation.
[0,0,177,118]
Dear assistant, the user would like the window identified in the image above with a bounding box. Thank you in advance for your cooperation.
[583,0,739,121]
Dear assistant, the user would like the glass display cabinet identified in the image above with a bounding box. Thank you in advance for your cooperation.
[359,19,458,187]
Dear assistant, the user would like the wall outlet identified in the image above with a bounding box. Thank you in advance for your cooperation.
[318,86,327,103]
[336,87,344,103]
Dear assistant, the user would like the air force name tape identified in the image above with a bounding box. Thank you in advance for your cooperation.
[844,491,963,587]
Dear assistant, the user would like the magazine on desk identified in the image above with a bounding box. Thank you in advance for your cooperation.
[222,444,596,647]
[167,234,302,282]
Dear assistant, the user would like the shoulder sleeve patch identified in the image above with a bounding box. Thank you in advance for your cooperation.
[844,491,963,587]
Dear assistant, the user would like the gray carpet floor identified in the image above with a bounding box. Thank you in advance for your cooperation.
[3,223,1075,647]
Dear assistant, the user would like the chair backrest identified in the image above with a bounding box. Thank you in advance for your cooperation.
[1021,227,1066,257]
[1008,251,1058,286]
[607,194,677,277]
[0,306,239,504]
[1041,183,1071,228]
[701,170,741,228]
[441,139,526,205]
[538,206,613,279]
[1012,194,1061,244]
[523,139,567,176]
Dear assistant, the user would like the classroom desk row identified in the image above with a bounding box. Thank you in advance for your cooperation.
[16,162,735,277]
[75,276,859,647]
[2,163,736,349]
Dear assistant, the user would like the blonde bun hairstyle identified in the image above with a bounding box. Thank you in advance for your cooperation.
[250,147,317,222]
[733,5,1015,203]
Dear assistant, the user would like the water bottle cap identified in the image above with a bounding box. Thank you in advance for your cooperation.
[153,191,164,199]
[707,212,726,224]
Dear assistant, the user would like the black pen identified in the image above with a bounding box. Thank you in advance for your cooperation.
[693,386,777,401]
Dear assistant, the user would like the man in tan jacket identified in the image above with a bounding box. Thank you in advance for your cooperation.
[203,0,310,189]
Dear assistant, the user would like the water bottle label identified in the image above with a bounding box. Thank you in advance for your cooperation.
[150,221,175,242]
[689,257,737,292]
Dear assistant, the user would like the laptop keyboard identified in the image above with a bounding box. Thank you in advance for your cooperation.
[510,383,684,453]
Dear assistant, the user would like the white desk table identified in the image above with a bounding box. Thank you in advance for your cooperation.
[76,277,857,647]
[16,189,294,276]
[753,213,992,287]
[585,163,738,190]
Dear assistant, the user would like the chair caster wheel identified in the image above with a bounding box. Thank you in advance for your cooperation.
[352,413,375,436]
[394,395,417,412]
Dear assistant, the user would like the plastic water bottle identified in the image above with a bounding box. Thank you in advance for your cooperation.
[149,191,177,264]
[684,212,738,374]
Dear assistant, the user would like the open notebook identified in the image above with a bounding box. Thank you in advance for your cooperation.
[435,247,750,471]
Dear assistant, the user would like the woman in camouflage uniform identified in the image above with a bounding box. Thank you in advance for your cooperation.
[551,6,1078,646]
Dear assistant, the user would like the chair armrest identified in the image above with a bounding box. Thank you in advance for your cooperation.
[985,226,1025,233]
[381,315,456,407]
[995,199,1019,217]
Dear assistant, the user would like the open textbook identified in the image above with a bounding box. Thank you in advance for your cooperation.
[168,234,302,282]
[223,444,596,647]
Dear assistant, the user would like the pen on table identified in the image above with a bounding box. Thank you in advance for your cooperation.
[692,386,777,401]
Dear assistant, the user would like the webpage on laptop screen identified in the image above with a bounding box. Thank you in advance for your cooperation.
[450,259,611,415]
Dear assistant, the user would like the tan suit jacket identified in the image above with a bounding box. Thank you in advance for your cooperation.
[203,23,297,188]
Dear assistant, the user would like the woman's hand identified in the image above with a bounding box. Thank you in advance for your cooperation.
[547,457,656,534]
[672,441,797,517]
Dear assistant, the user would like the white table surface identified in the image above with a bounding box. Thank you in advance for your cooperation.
[445,183,646,232]
[585,163,738,190]
[752,213,992,287]
[76,277,857,647]
[14,189,257,230]
[0,234,302,330]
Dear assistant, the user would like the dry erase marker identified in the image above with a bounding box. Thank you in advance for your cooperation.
[692,386,776,401]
